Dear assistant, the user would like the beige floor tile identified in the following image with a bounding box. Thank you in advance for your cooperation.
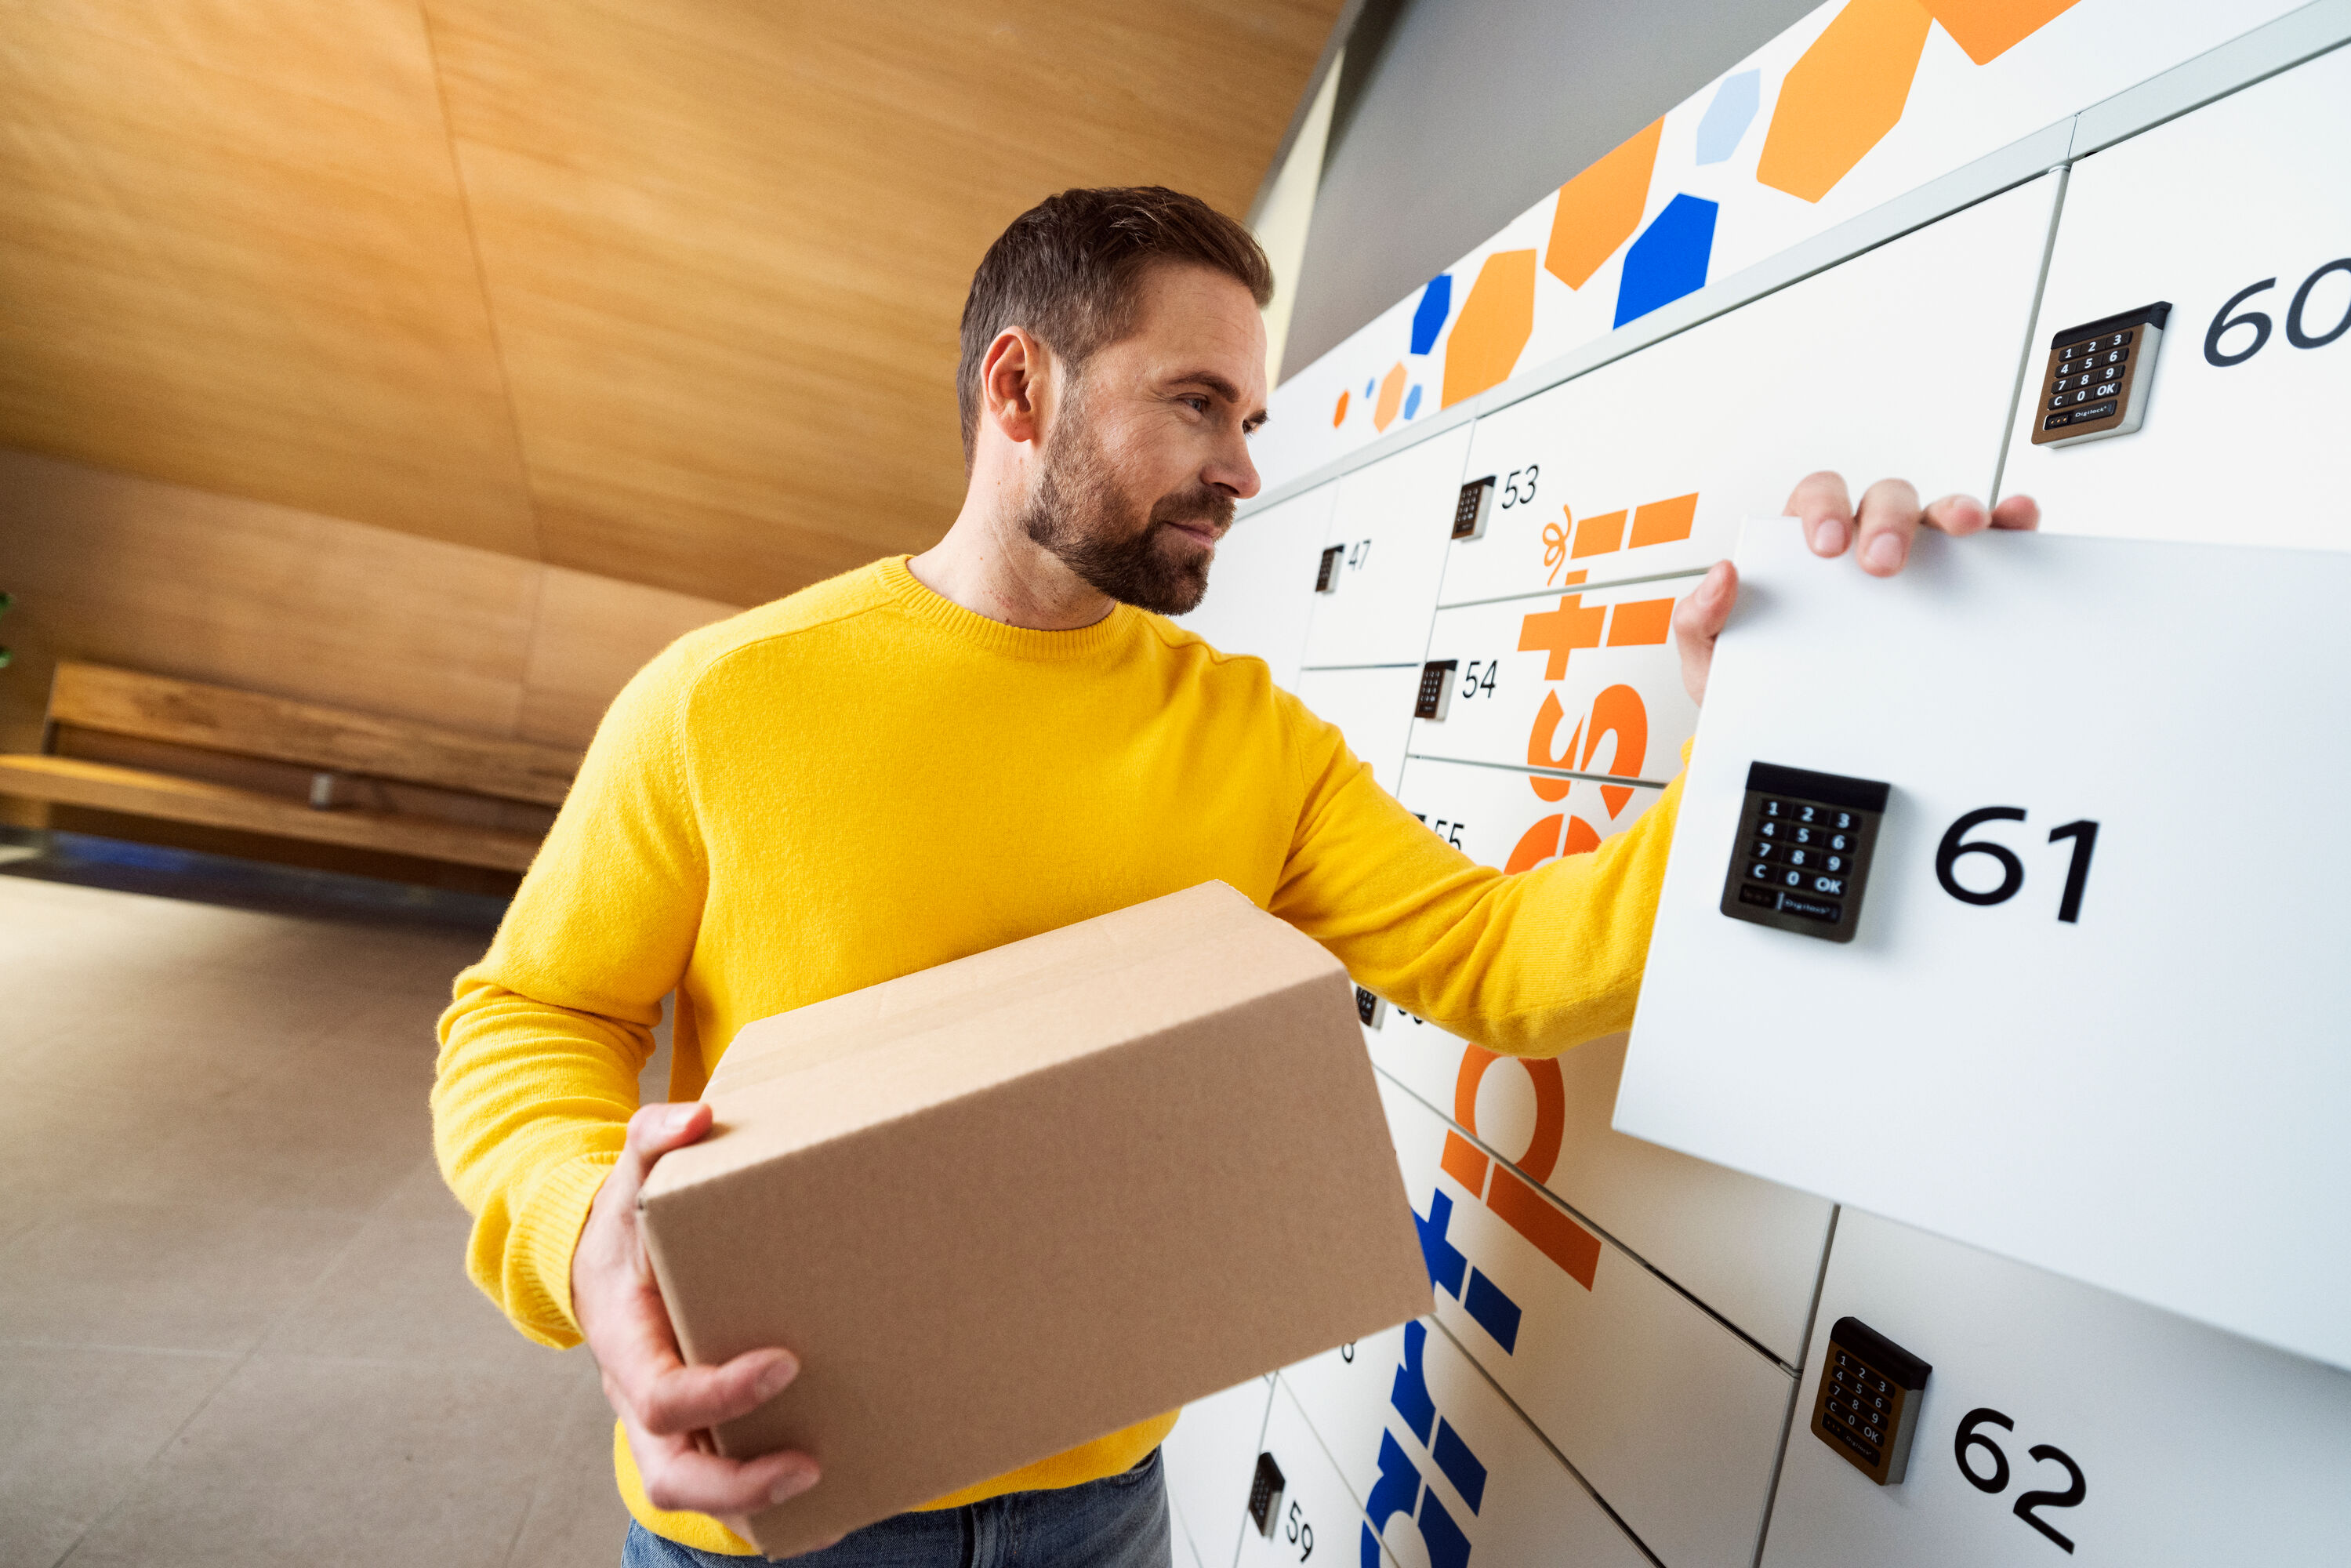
[59,1355,576,1568]
[0,1200,359,1355]
[373,1155,473,1224]
[501,1365,634,1568]
[259,1207,576,1374]
[0,1344,239,1568]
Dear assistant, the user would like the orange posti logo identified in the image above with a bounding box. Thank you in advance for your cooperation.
[1413,1047,1603,1352]
[1541,491,1698,585]
[1505,500,1684,871]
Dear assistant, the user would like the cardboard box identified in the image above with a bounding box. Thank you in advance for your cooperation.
[638,880,1431,1557]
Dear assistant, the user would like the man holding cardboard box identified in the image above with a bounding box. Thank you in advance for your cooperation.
[433,186,2037,1564]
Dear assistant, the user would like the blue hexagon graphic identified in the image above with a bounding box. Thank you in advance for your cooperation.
[1403,383,1424,419]
[1410,274,1453,355]
[1614,194,1718,328]
[1696,70,1761,165]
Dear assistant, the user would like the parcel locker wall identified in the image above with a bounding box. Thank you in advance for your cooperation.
[1377,1074,1796,1568]
[2002,41,2351,547]
[1277,1320,1653,1568]
[1760,1209,2351,1568]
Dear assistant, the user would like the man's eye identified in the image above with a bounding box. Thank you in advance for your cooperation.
[1182,396,1209,413]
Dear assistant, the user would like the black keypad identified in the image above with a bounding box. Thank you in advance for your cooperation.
[2034,304,2171,447]
[1413,660,1457,720]
[1453,477,1497,542]
[1721,763,1887,944]
[1812,1318,1932,1486]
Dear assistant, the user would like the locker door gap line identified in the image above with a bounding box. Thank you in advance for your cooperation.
[1402,753,1679,794]
[1747,1204,1846,1568]
[1990,165,2073,509]
[1373,1063,1807,1377]
[1420,1312,1673,1568]
[1435,567,1713,615]
[1296,661,1426,674]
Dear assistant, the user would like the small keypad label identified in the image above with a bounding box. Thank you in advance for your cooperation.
[1718,762,1888,943]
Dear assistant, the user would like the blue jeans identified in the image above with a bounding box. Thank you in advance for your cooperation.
[620,1448,1171,1567]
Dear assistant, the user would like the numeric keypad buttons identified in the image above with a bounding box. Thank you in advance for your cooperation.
[1721,763,1888,943]
[2032,303,2170,445]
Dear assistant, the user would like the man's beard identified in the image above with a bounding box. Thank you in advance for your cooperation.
[1018,400,1234,616]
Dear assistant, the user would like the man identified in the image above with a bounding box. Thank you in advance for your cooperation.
[434,186,2037,1566]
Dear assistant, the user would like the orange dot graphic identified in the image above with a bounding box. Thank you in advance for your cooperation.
[1332,390,1350,426]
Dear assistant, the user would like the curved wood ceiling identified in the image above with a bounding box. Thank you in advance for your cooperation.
[0,0,1341,606]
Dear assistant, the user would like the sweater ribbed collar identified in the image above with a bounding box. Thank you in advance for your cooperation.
[877,555,1144,662]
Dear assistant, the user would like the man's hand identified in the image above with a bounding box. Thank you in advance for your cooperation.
[574,1102,819,1532]
[1674,472,2041,706]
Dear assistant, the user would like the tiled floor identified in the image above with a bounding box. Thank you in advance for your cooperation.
[0,847,668,1568]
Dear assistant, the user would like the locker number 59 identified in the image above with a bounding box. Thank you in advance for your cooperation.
[1283,1499,1314,1560]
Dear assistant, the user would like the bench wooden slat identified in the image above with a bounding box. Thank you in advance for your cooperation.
[0,754,543,872]
[49,662,582,807]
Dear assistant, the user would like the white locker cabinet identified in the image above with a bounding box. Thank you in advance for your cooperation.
[1759,1209,2351,1568]
[1299,424,1475,671]
[1279,1321,1653,1568]
[1392,757,1662,879]
[1376,1075,1794,1568]
[1410,586,1697,789]
[1178,482,1341,689]
[1435,173,2064,612]
[2001,44,2351,549]
[1237,1379,1396,1568]
[1368,1030,1830,1368]
[1293,666,1424,797]
[1165,1375,1277,1568]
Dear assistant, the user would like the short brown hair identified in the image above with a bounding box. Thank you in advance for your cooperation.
[957,187,1273,465]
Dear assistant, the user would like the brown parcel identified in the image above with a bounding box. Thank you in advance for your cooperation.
[637,880,1431,1558]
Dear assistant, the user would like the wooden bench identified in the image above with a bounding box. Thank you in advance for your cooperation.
[0,661,584,874]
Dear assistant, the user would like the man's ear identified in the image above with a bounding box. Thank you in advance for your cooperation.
[981,328,1049,447]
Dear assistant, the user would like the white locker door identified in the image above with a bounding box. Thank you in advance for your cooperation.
[1177,482,1341,688]
[1279,1321,1654,1568]
[1435,172,2063,612]
[1374,754,1830,1367]
[2001,44,2351,547]
[1411,586,1696,789]
[1299,424,1475,671]
[1165,1375,1277,1568]
[1760,1209,2351,1567]
[1293,666,1423,797]
[1237,1380,1397,1568]
[1377,1075,1794,1568]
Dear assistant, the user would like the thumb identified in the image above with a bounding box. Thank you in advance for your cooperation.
[611,1101,714,1207]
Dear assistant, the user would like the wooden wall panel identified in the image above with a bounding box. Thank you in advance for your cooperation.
[423,0,1341,604]
[0,1,539,555]
[521,565,743,748]
[0,0,1342,608]
[0,448,738,769]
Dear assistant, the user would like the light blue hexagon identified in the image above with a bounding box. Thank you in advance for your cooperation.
[1694,70,1761,165]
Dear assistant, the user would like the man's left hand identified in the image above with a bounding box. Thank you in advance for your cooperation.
[1673,471,2041,706]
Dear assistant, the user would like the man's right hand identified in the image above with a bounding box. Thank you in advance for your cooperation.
[574,1101,820,1529]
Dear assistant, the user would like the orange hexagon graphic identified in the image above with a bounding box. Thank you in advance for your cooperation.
[1926,0,2080,64]
[1756,0,1933,204]
[1442,250,1537,408]
[1373,362,1408,430]
[1544,118,1663,291]
[1332,389,1351,426]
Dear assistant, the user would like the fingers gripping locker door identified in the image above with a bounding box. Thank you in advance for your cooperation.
[1435,175,2063,612]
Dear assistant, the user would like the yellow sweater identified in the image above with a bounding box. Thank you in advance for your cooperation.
[434,554,1683,1554]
